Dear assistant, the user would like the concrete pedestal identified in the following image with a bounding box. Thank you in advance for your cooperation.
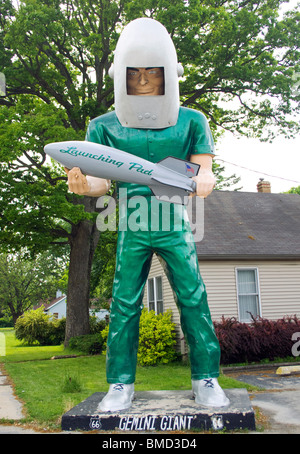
[61,388,255,432]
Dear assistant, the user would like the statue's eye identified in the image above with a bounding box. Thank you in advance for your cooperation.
[127,70,139,78]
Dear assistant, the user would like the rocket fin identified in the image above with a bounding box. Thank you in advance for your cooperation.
[148,183,191,205]
[157,157,200,177]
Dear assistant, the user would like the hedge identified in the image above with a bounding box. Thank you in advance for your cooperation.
[214,315,300,364]
[68,333,104,355]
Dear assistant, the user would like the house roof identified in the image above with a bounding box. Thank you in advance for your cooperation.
[34,295,66,312]
[195,191,300,260]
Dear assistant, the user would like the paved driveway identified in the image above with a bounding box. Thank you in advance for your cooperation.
[226,367,300,434]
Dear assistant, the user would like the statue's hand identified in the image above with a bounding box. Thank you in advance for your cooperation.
[64,167,90,195]
[192,169,216,198]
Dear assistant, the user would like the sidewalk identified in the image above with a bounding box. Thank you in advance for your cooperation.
[0,367,39,434]
[0,368,24,420]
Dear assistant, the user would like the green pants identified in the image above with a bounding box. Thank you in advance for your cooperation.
[106,195,220,384]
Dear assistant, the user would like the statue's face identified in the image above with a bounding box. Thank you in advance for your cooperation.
[127,67,165,96]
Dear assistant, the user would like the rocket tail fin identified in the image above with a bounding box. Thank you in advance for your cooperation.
[149,157,198,204]
[148,183,191,205]
[157,156,200,177]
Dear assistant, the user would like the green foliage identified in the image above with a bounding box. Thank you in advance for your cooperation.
[90,229,118,301]
[213,161,241,191]
[15,306,52,345]
[100,324,109,355]
[68,333,104,355]
[101,309,177,366]
[0,317,13,327]
[46,317,66,345]
[61,374,83,393]
[0,251,68,324]
[89,315,107,334]
[15,307,66,345]
[286,185,300,195]
[138,309,177,366]
[14,309,108,347]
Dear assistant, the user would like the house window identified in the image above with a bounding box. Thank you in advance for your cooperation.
[147,276,163,314]
[236,268,261,322]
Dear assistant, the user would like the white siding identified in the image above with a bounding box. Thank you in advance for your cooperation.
[198,262,239,320]
[46,297,67,319]
[200,260,300,321]
[143,256,300,324]
[256,262,300,320]
[45,298,109,321]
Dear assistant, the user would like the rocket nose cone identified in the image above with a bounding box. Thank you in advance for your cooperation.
[44,143,52,153]
[44,143,56,158]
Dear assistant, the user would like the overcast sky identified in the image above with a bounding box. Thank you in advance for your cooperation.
[215,133,300,194]
[213,0,299,194]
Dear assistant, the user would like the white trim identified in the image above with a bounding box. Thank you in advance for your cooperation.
[235,267,262,322]
[147,276,163,314]
[147,278,153,311]
[44,296,66,312]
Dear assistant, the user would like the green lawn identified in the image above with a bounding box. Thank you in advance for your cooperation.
[0,328,255,429]
[0,329,70,362]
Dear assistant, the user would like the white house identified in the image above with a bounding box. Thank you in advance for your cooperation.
[142,183,300,352]
[40,291,67,319]
[36,291,108,321]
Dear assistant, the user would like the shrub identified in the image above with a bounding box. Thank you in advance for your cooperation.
[15,309,108,346]
[100,325,109,355]
[0,317,13,328]
[46,317,66,345]
[214,315,300,364]
[101,309,177,366]
[15,306,52,345]
[68,333,104,355]
[89,315,107,334]
[15,308,66,346]
[138,309,177,366]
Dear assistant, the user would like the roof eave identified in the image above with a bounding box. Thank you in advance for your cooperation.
[197,254,300,261]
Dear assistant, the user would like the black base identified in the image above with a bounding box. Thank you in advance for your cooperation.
[61,389,256,432]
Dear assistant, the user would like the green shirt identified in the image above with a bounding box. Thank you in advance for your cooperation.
[85,106,215,198]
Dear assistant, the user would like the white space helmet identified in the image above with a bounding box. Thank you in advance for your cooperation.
[109,18,183,129]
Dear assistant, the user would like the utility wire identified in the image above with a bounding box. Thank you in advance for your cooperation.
[215,158,300,185]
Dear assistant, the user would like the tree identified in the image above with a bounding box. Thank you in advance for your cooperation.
[0,250,66,325]
[0,0,299,342]
[0,0,119,342]
[286,186,300,194]
[90,229,118,305]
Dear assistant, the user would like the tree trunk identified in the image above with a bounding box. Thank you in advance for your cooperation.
[64,197,100,345]
[12,310,22,327]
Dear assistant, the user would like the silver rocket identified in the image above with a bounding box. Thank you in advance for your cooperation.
[44,140,199,205]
